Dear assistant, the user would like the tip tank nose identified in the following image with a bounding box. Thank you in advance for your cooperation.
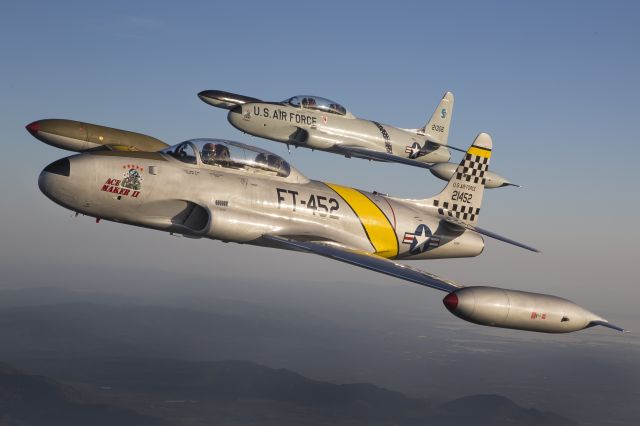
[26,121,40,135]
[197,90,217,104]
[442,293,458,311]
[197,90,261,109]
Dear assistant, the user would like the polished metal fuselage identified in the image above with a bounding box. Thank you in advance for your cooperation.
[39,151,483,261]
[227,103,451,164]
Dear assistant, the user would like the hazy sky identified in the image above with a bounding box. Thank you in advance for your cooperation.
[1,2,640,424]
[1,0,639,356]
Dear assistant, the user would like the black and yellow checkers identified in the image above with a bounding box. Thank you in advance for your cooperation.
[456,147,490,185]
[429,133,493,226]
[325,183,399,259]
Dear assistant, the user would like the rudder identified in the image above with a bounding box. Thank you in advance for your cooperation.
[426,133,492,225]
[421,91,454,146]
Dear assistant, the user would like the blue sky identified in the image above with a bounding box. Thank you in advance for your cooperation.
[1,1,639,334]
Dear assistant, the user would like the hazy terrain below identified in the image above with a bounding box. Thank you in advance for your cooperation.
[0,284,636,425]
[2,358,579,426]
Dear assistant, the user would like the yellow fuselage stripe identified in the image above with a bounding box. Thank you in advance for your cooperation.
[325,183,398,258]
[468,146,491,158]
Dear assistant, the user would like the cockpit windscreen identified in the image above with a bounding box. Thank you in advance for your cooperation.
[162,139,291,178]
[285,95,347,116]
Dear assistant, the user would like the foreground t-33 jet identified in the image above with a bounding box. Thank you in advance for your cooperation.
[198,90,516,188]
[32,122,624,334]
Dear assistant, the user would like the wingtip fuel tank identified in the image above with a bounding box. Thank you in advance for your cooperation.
[25,119,169,153]
[198,90,262,110]
[443,286,625,333]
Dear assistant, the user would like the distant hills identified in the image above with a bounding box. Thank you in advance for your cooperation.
[0,362,162,425]
[0,287,597,425]
[5,358,578,426]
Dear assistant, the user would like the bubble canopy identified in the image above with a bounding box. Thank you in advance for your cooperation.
[284,95,348,116]
[161,139,294,178]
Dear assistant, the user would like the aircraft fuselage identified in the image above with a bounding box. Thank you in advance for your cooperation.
[38,141,482,261]
[227,102,451,163]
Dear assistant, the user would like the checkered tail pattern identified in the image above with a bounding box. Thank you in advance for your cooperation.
[428,133,492,225]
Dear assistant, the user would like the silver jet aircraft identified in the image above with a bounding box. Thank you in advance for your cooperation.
[198,90,516,188]
[32,122,624,334]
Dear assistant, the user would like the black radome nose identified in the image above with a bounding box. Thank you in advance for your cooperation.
[42,158,70,177]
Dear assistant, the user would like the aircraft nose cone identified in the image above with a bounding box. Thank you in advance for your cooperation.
[442,292,459,311]
[26,121,40,135]
[42,158,70,177]
[38,158,75,209]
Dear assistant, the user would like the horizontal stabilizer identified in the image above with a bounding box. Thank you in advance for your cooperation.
[440,216,539,253]
[471,224,540,253]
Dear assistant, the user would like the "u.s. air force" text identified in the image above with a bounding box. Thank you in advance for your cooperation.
[254,106,318,125]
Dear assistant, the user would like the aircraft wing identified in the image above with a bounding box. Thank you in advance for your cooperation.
[262,235,462,293]
[335,145,437,169]
[425,140,467,153]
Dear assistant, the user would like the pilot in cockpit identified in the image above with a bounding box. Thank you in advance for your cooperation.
[301,97,317,109]
[267,154,284,170]
[202,142,230,166]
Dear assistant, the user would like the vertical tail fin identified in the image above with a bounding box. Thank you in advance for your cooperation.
[425,133,492,225]
[421,91,454,146]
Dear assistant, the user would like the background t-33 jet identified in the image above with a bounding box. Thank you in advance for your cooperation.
[198,90,516,188]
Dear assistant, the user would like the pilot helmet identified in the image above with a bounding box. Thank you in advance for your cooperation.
[202,142,216,160]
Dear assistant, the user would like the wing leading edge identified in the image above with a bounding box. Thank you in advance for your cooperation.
[336,145,436,169]
[262,235,462,293]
